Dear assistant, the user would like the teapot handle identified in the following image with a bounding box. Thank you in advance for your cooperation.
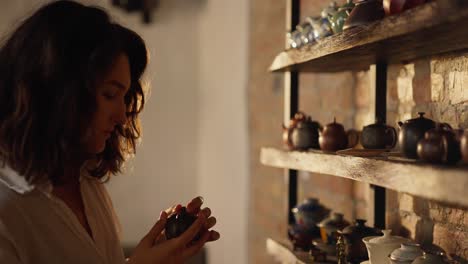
[439,122,452,131]
[386,126,398,149]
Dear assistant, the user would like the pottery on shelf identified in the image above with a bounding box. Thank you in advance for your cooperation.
[411,252,449,264]
[460,130,468,163]
[283,112,321,150]
[318,212,349,246]
[398,112,436,159]
[361,119,397,150]
[343,0,385,30]
[389,243,424,264]
[330,0,355,34]
[416,123,461,164]
[288,223,318,251]
[340,219,382,263]
[292,198,330,230]
[363,229,411,264]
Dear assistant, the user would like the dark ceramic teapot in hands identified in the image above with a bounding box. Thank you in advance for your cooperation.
[340,219,382,264]
[398,112,436,158]
[417,124,461,164]
[319,118,357,152]
[165,207,201,240]
[361,119,397,149]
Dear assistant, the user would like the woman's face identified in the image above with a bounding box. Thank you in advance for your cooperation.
[84,53,131,154]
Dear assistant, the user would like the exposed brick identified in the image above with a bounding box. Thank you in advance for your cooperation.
[433,223,468,261]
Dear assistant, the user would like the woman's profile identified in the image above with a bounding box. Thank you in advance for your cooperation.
[0,1,219,263]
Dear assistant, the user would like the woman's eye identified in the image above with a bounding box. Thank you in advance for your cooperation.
[103,92,117,99]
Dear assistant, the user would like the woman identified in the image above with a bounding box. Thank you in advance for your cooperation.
[0,1,219,263]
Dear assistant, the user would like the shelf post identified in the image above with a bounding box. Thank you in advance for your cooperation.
[372,61,387,229]
[284,0,300,226]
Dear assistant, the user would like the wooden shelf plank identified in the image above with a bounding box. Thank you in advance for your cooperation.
[270,0,468,72]
[266,238,336,264]
[260,147,468,207]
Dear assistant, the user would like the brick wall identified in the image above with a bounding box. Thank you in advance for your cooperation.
[248,1,467,263]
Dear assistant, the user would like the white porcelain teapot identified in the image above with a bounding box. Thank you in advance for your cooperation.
[362,229,410,264]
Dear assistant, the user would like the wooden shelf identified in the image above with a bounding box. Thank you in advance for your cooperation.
[260,147,468,207]
[270,0,468,72]
[266,238,337,264]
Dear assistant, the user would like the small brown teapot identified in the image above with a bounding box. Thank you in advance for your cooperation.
[319,118,357,152]
[361,119,397,149]
[398,112,436,159]
[417,124,461,164]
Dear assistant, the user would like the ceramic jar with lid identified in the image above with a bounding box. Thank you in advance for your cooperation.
[340,219,382,263]
[398,112,436,158]
[363,229,411,264]
[291,198,329,230]
[389,243,424,264]
[417,124,461,164]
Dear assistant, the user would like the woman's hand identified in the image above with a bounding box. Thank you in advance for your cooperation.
[166,196,220,242]
[127,210,209,264]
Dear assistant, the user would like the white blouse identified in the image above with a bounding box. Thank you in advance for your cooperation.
[0,165,127,264]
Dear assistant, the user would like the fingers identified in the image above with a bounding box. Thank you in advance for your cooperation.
[205,216,216,229]
[186,196,204,214]
[208,230,220,242]
[165,204,182,216]
[142,211,167,246]
[199,207,211,218]
[172,213,206,246]
[180,230,210,260]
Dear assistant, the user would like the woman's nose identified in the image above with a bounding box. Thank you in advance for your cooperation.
[114,102,127,126]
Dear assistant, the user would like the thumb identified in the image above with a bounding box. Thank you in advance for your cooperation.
[141,211,167,246]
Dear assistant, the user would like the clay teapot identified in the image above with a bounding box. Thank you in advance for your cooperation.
[283,112,321,150]
[165,207,201,240]
[319,118,357,152]
[398,112,436,159]
[460,130,468,163]
[361,119,397,149]
[340,219,382,263]
[417,124,461,164]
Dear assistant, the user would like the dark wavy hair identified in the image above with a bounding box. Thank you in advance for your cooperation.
[0,1,147,185]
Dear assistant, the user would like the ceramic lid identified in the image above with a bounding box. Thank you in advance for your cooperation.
[368,230,408,244]
[390,243,424,261]
[411,252,447,264]
[292,198,320,213]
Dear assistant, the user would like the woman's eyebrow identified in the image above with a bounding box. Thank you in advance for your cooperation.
[106,80,129,91]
